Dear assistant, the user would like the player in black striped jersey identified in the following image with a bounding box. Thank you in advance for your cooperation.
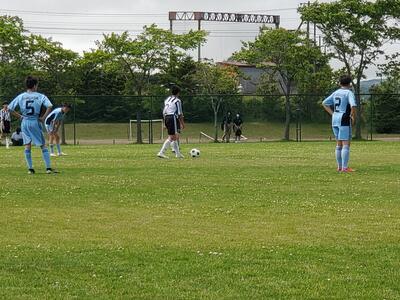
[157,86,185,159]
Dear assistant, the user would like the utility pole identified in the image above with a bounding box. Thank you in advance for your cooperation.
[197,19,201,62]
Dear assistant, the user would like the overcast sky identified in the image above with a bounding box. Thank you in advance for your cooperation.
[1,0,398,79]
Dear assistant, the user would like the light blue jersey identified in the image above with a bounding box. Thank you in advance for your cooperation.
[45,107,64,133]
[9,92,53,120]
[8,91,53,146]
[323,88,356,141]
[322,88,356,127]
[46,108,64,123]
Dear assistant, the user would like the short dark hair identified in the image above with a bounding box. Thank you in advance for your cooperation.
[171,85,181,96]
[62,103,72,109]
[26,76,38,89]
[339,74,352,86]
[2,101,8,105]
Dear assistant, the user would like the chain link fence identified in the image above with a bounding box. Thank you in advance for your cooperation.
[4,93,400,145]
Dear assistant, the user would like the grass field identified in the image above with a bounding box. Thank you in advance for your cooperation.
[64,122,400,144]
[0,142,400,299]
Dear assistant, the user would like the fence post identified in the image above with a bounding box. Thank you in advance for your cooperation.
[370,95,373,141]
[61,121,66,145]
[73,97,76,146]
[296,105,302,142]
[148,111,153,144]
[136,111,142,144]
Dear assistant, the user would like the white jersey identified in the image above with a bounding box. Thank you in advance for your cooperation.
[0,109,11,122]
[163,96,183,116]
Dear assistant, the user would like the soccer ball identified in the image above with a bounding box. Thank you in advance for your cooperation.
[190,148,200,158]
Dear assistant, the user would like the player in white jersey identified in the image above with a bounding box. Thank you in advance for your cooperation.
[1,102,12,148]
[157,86,185,159]
[45,104,71,156]
[8,76,56,174]
[322,75,357,172]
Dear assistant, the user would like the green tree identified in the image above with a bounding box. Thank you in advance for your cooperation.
[371,53,400,133]
[191,60,240,142]
[234,28,332,140]
[98,24,206,96]
[370,78,400,133]
[0,15,32,96]
[299,0,400,139]
[73,50,135,123]
[74,50,126,95]
[98,24,205,143]
[28,35,78,95]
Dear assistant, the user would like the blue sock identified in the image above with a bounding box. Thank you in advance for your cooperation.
[56,144,62,154]
[24,149,33,169]
[50,144,54,154]
[335,146,342,169]
[41,148,51,169]
[342,145,350,169]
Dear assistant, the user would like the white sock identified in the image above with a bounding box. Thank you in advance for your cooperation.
[170,141,175,150]
[5,137,9,148]
[159,139,171,154]
[172,141,181,156]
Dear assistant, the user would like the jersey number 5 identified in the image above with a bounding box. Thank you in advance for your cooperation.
[334,97,341,112]
[25,100,34,116]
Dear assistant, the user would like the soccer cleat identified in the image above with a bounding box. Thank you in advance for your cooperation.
[50,153,57,157]
[176,153,185,159]
[157,152,169,159]
[46,168,58,174]
[58,152,67,156]
[28,169,35,175]
[341,167,355,173]
[337,167,342,172]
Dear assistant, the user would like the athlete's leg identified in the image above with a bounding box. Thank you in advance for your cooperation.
[159,134,174,157]
[5,134,10,148]
[171,134,183,157]
[337,126,351,170]
[24,143,33,170]
[341,140,351,170]
[171,134,180,152]
[336,140,343,171]
[55,132,63,155]
[49,133,55,154]
[41,143,51,169]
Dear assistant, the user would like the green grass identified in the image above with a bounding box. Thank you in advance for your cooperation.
[64,122,400,143]
[0,142,400,299]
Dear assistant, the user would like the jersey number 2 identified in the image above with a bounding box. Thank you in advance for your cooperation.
[25,100,34,116]
[334,97,341,112]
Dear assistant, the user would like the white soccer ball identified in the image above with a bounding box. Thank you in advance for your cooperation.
[190,148,200,158]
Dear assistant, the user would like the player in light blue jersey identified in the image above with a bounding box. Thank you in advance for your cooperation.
[8,76,56,174]
[322,75,357,172]
[45,104,71,156]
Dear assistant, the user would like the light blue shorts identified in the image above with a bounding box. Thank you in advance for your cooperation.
[332,126,352,141]
[21,119,46,146]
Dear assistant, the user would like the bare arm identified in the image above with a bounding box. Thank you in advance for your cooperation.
[323,105,334,116]
[11,111,23,120]
[40,106,53,122]
[178,115,185,130]
[350,106,357,126]
[52,120,60,132]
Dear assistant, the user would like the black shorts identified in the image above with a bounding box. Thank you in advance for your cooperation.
[1,121,11,134]
[165,115,179,135]
[235,128,242,136]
